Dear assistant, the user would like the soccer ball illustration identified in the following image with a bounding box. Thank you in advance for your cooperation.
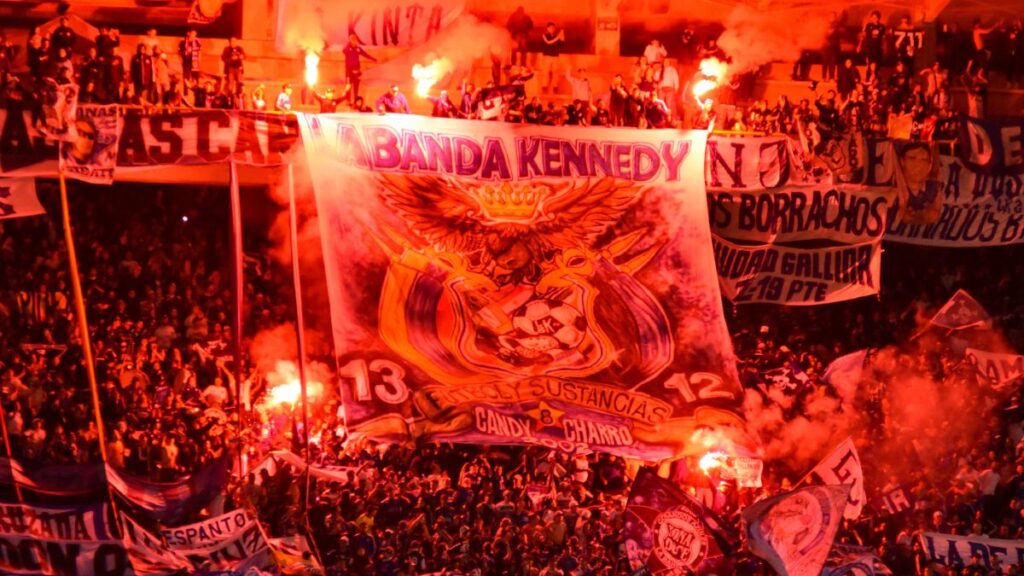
[500,299,588,362]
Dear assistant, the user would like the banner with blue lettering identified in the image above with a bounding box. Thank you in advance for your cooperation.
[884,156,1024,247]
[0,502,128,576]
[920,532,1024,569]
[707,185,890,245]
[958,116,1024,174]
[300,113,755,460]
[122,510,269,575]
[712,235,882,305]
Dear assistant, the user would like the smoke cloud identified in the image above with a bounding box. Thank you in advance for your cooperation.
[362,16,510,92]
[716,4,832,76]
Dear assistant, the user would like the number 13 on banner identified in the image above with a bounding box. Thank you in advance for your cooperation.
[339,358,410,404]
[664,372,735,403]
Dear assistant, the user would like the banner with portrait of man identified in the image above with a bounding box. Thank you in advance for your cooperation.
[60,104,121,185]
[893,140,942,225]
[299,113,755,461]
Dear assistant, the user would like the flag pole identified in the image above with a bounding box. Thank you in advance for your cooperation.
[58,166,123,533]
[286,161,323,568]
[228,159,246,476]
[286,162,310,466]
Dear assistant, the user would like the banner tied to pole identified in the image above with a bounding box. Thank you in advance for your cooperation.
[61,104,122,184]
[742,484,849,576]
[299,113,754,460]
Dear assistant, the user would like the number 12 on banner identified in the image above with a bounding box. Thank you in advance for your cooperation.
[664,372,735,403]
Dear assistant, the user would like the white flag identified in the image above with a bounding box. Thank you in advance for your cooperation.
[0,178,45,220]
[966,348,1024,389]
[810,437,865,520]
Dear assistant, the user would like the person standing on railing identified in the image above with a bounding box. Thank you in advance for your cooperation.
[540,22,565,95]
[221,37,245,97]
[103,50,126,103]
[131,44,154,105]
[154,47,171,104]
[343,34,376,104]
[507,6,533,68]
[51,16,76,57]
[79,46,102,92]
[179,29,202,84]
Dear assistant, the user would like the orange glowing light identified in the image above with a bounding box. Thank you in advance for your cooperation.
[412,57,452,97]
[699,451,728,474]
[265,361,323,408]
[692,57,728,100]
[304,50,320,88]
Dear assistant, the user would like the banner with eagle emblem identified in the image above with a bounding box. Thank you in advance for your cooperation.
[298,113,754,460]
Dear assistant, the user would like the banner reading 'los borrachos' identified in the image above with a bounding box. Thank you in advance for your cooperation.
[299,114,755,460]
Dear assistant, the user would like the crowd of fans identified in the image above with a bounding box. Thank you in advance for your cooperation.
[2,6,1024,576]
[1,8,1022,137]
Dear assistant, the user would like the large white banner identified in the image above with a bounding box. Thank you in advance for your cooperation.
[708,185,891,244]
[712,235,882,305]
[0,502,127,576]
[122,510,268,575]
[0,178,45,220]
[920,532,1024,569]
[299,113,754,460]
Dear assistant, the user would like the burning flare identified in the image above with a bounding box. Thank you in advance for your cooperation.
[699,451,729,474]
[693,57,729,100]
[412,57,454,98]
[304,50,320,88]
[265,360,323,408]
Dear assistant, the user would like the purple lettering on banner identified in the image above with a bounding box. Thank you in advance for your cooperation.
[517,137,542,178]
[368,125,401,169]
[453,136,481,176]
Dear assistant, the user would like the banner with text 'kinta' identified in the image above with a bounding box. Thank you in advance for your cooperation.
[300,113,754,460]
[712,235,882,306]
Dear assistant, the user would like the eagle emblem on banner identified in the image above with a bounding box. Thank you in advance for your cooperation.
[371,174,673,385]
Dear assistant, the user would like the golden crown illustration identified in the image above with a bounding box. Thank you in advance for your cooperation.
[475,183,549,222]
